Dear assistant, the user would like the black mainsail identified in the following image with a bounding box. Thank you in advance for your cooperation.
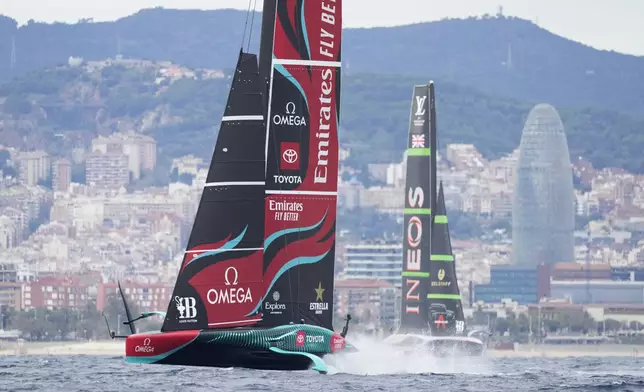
[427,182,467,336]
[161,51,266,332]
[400,83,433,331]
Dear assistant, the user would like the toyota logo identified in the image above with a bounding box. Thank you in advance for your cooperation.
[282,149,298,164]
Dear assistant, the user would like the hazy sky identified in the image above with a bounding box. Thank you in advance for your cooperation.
[2,0,643,56]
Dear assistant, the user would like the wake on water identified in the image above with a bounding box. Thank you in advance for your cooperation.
[324,333,491,376]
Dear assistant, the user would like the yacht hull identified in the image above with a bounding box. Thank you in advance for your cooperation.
[124,324,352,373]
[384,333,485,357]
[423,336,485,356]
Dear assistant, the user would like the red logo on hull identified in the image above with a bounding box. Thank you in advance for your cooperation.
[295,330,306,347]
[280,142,300,171]
[330,332,346,352]
[126,330,199,357]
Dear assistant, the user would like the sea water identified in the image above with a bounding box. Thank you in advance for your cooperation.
[1,335,643,392]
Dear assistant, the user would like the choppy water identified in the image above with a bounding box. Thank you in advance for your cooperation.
[2,337,644,392]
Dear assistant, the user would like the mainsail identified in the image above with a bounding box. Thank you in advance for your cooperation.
[427,183,467,336]
[161,51,266,332]
[254,0,343,330]
[400,84,433,331]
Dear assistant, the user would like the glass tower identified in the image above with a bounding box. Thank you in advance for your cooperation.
[512,103,574,266]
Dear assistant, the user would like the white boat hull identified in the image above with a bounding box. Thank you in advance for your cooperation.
[383,333,485,357]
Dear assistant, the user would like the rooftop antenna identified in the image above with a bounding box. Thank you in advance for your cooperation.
[10,35,16,69]
[116,35,122,58]
[585,225,592,304]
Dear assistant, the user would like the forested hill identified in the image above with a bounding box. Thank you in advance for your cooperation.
[2,64,643,172]
[1,9,643,116]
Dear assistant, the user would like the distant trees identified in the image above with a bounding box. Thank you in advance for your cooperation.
[6,303,105,341]
[470,309,644,343]
[3,295,163,341]
[339,72,644,173]
[70,164,86,184]
[0,149,11,169]
[1,9,644,116]
[0,68,82,96]
[2,94,32,116]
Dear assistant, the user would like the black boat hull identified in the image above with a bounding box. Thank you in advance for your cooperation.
[155,342,315,370]
[125,324,353,373]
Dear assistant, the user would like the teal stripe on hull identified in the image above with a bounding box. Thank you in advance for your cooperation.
[269,347,328,374]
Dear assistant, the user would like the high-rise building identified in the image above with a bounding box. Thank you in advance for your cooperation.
[85,151,129,188]
[52,158,72,192]
[91,131,157,180]
[512,103,574,266]
[17,150,50,186]
[0,263,21,310]
[334,279,398,329]
[342,242,402,288]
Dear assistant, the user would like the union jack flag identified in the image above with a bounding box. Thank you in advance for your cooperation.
[411,134,425,148]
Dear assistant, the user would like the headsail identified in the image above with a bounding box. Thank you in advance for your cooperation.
[400,84,433,332]
[256,0,343,330]
[162,51,266,332]
[427,183,466,336]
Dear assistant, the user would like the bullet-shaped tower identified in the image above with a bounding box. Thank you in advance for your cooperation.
[512,103,574,266]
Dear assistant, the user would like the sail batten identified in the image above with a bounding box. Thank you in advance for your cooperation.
[221,115,265,122]
[204,181,266,187]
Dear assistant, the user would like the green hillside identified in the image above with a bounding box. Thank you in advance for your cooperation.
[0,9,643,116]
[2,64,643,172]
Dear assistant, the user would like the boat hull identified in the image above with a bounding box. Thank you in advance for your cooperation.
[423,336,485,357]
[125,324,351,372]
[383,333,485,357]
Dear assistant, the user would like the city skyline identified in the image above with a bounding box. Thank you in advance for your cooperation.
[1,0,643,56]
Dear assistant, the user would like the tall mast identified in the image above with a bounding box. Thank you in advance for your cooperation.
[258,0,277,97]
[429,81,437,215]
